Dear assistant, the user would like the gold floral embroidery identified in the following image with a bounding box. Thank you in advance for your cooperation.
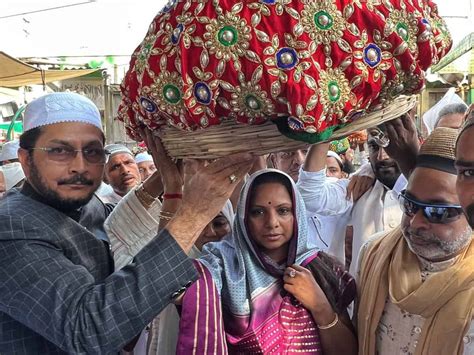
[353,29,393,83]
[202,3,257,74]
[318,67,354,121]
[219,66,275,123]
[384,8,419,55]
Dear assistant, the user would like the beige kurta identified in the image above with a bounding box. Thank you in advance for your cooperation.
[357,234,474,355]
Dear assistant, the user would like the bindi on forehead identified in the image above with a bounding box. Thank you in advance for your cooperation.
[267,201,272,205]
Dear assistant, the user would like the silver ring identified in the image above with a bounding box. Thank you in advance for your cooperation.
[289,270,296,278]
[228,174,237,184]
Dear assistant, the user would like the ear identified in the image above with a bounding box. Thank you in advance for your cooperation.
[17,148,31,181]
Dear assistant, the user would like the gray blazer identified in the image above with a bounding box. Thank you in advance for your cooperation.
[0,189,198,354]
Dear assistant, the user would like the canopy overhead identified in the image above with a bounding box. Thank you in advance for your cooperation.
[0,51,100,87]
[431,33,474,73]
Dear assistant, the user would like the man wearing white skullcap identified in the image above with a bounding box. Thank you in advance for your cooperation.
[101,143,141,203]
[135,151,157,181]
[0,162,25,194]
[0,91,254,354]
[0,140,20,166]
[326,150,345,179]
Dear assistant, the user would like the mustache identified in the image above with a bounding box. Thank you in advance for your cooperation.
[404,228,437,243]
[58,175,94,186]
[374,160,397,169]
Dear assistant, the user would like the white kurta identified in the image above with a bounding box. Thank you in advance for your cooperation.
[297,165,406,274]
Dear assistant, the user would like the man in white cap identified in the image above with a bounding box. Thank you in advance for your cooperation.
[0,162,25,198]
[101,143,141,203]
[135,151,157,181]
[0,139,20,165]
[326,150,345,179]
[0,92,254,354]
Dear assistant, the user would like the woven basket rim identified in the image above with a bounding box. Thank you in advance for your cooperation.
[158,95,417,159]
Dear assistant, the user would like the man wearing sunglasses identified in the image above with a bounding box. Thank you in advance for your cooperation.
[357,127,474,355]
[0,92,255,354]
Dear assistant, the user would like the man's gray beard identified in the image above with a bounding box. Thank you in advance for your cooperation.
[404,225,473,261]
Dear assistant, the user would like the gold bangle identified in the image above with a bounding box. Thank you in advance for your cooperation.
[135,183,158,208]
[317,313,338,330]
[159,210,175,217]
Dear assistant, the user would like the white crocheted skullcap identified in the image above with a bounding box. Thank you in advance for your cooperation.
[326,150,343,165]
[134,152,154,164]
[1,162,25,190]
[24,92,102,132]
[0,140,20,162]
[104,144,133,158]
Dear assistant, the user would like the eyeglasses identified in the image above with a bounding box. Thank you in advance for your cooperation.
[369,127,390,148]
[398,190,464,224]
[29,147,110,165]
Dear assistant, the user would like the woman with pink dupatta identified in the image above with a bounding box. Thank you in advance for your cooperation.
[177,169,357,354]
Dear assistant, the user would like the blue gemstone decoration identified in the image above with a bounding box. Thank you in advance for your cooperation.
[171,24,184,45]
[287,116,304,131]
[276,47,298,70]
[260,0,277,4]
[421,18,429,25]
[140,97,157,113]
[161,0,177,13]
[193,82,212,105]
[363,43,382,68]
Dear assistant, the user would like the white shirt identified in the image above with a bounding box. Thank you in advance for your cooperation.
[297,165,406,274]
[297,168,352,264]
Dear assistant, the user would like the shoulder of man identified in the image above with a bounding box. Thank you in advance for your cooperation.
[0,189,65,242]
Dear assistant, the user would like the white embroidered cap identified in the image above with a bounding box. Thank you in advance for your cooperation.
[104,144,133,158]
[134,152,153,164]
[0,140,20,162]
[327,150,343,166]
[24,92,102,132]
[1,162,25,190]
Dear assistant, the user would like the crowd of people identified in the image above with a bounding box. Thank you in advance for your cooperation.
[0,90,473,355]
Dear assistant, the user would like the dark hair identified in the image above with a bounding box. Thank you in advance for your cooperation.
[19,127,43,151]
[306,252,355,315]
[249,172,293,200]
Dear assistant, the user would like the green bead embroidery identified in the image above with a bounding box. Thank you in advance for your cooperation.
[218,26,238,47]
[163,84,181,104]
[396,23,409,41]
[328,81,340,102]
[314,11,333,30]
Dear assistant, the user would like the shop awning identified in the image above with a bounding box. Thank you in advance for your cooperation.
[0,51,100,87]
[0,121,23,133]
[431,33,474,73]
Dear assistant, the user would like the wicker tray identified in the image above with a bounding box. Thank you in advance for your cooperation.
[159,95,417,159]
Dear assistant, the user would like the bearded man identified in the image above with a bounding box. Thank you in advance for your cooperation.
[357,127,474,355]
[0,92,253,354]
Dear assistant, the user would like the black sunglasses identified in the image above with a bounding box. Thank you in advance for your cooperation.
[398,190,464,224]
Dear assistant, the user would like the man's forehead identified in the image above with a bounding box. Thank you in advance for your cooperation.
[407,167,458,203]
[39,122,104,142]
[108,152,134,163]
[456,125,474,160]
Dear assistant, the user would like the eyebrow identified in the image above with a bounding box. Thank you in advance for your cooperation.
[49,139,101,147]
[49,139,73,146]
[454,160,474,168]
[251,203,292,208]
[405,191,457,205]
